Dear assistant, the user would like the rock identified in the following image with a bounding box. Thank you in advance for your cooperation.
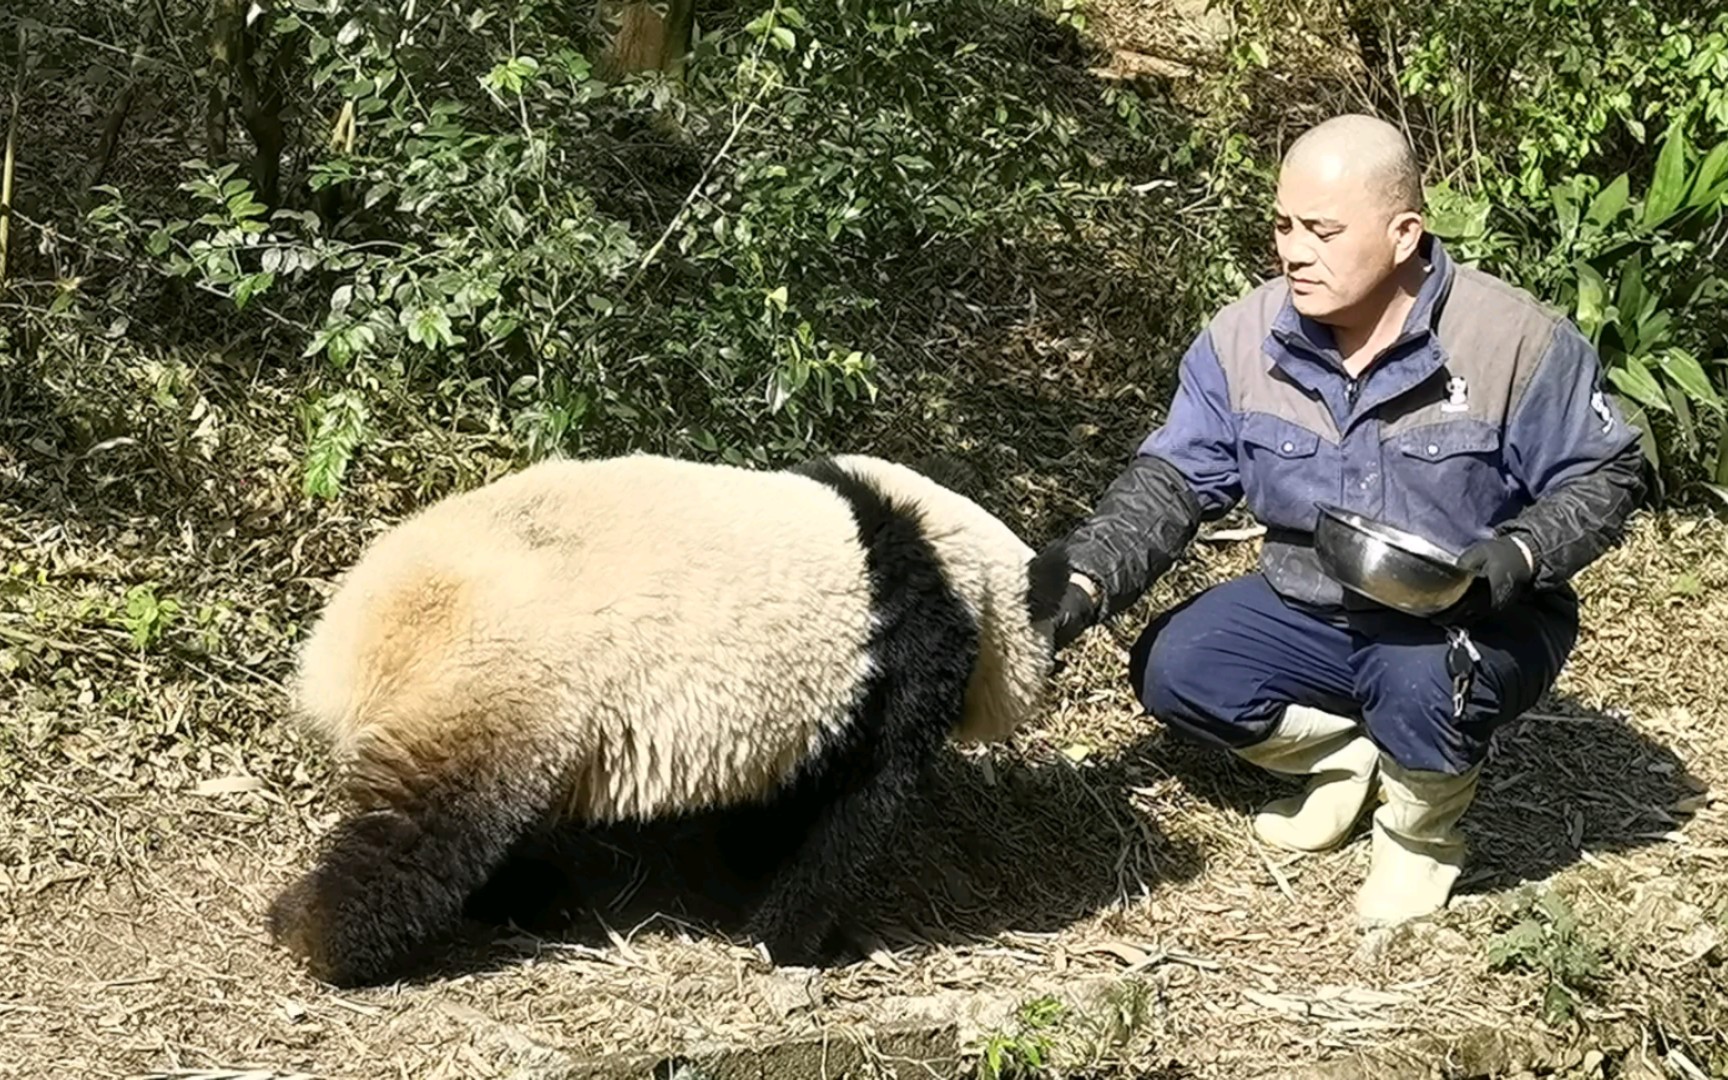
[756,969,823,1019]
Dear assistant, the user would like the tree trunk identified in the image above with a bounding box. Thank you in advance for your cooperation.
[597,0,695,80]
[206,0,244,158]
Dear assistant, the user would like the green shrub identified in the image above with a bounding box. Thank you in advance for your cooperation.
[64,0,1198,497]
[1427,118,1728,497]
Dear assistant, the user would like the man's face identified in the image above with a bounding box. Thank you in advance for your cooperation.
[1273,157,1410,325]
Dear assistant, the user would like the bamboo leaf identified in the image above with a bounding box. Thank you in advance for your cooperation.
[1552,177,1583,241]
[1686,141,1728,210]
[1637,309,1673,352]
[1618,395,1662,471]
[1575,261,1607,341]
[1666,379,1698,453]
[1616,253,1647,333]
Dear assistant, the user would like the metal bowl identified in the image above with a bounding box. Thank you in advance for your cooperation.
[1312,503,1475,617]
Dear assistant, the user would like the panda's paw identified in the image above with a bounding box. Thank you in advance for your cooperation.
[266,871,378,988]
[758,934,827,969]
[815,921,868,967]
[743,907,831,968]
[265,874,324,967]
[746,910,869,969]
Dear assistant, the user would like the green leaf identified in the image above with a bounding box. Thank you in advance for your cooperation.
[406,305,455,349]
[1574,261,1607,340]
[233,272,275,311]
[1586,173,1630,226]
[1635,309,1673,353]
[1643,120,1692,226]
[301,391,369,500]
[1620,394,1662,469]
[1656,348,1724,411]
[1551,177,1583,241]
[1424,184,1492,241]
[1689,140,1728,209]
[1667,379,1698,453]
[1616,253,1648,330]
[1541,983,1577,1025]
[1607,357,1672,414]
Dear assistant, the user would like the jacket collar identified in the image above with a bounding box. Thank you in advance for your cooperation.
[1271,233,1454,363]
[1267,234,1457,430]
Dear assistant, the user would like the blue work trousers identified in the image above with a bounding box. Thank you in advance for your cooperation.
[1127,572,1579,776]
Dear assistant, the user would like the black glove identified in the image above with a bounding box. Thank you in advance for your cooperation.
[1050,580,1099,653]
[1438,535,1535,625]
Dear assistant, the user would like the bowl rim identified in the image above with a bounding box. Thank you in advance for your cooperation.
[1313,502,1466,573]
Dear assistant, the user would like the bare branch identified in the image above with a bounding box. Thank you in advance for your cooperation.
[0,24,25,289]
[85,1,169,197]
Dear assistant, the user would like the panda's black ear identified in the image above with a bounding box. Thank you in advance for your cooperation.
[1024,542,1072,624]
[908,452,980,496]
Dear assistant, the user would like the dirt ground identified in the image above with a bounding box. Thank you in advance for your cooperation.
[4,2,1728,1078]
[5,345,1727,1080]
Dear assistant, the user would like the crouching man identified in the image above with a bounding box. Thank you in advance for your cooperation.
[1048,114,1645,925]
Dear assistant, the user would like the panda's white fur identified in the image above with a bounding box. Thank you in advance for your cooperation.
[268,451,1066,986]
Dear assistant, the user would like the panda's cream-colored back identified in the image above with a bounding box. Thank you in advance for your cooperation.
[291,453,878,821]
[825,454,1055,744]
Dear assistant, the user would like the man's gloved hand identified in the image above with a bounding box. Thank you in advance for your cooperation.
[1438,535,1535,625]
[1050,577,1099,653]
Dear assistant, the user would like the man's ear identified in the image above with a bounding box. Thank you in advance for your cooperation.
[1390,211,1424,262]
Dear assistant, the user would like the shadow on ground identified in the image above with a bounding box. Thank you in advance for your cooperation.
[1131,687,1701,897]
[383,742,1202,986]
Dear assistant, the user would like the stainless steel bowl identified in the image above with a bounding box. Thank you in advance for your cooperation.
[1312,503,1476,617]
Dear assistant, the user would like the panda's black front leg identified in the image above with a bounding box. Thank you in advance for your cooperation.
[741,676,960,967]
[740,763,918,965]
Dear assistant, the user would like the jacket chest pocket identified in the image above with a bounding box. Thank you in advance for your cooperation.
[1238,412,1332,531]
[1384,420,1512,542]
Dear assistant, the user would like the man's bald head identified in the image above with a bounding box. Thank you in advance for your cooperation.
[1282,113,1424,215]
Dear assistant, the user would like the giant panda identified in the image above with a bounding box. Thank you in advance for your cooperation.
[265,450,1070,987]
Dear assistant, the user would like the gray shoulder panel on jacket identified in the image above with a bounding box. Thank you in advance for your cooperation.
[1434,264,1565,422]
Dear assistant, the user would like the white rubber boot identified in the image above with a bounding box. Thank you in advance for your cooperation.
[1355,756,1482,927]
[1234,704,1380,853]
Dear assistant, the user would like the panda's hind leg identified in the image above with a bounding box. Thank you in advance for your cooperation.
[267,752,554,987]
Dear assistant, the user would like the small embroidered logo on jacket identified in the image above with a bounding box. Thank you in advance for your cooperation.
[1589,389,1615,434]
[1441,375,1469,413]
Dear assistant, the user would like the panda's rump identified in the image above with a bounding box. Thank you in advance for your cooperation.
[292,455,879,820]
[288,518,560,788]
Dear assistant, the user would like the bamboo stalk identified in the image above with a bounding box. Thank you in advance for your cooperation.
[0,25,24,288]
